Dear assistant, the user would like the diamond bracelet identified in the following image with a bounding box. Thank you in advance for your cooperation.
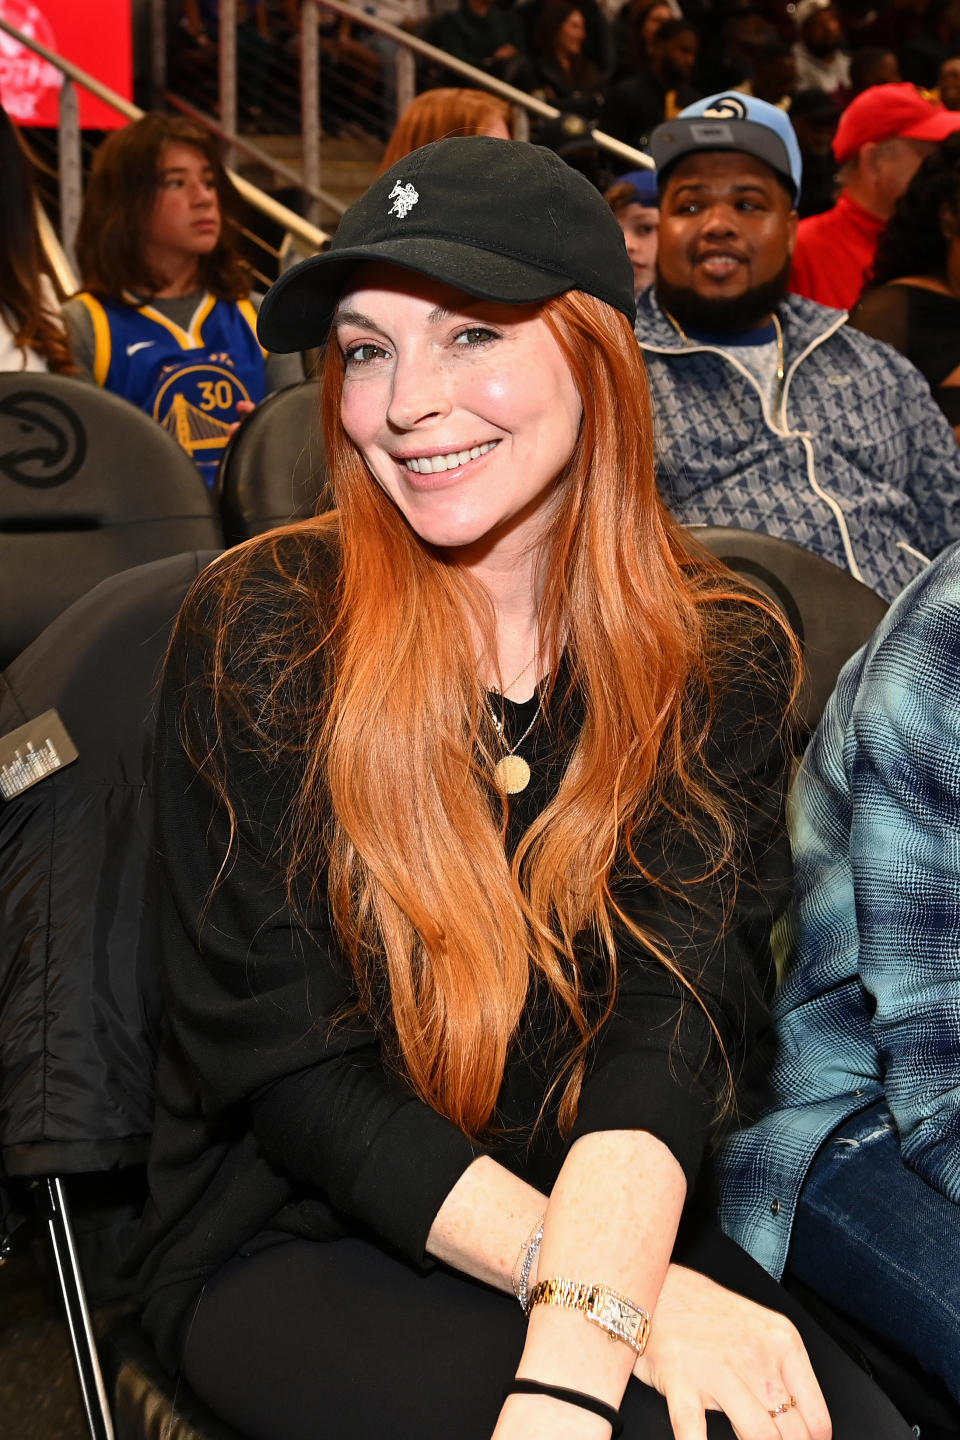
[513,1214,545,1311]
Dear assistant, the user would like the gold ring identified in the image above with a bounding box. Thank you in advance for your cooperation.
[769,1396,798,1418]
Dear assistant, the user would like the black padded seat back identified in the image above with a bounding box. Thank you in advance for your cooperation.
[0,375,224,667]
[0,550,221,1182]
[688,525,890,738]
[217,380,328,545]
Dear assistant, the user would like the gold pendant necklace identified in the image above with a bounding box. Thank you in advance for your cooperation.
[494,753,533,794]
[488,695,542,794]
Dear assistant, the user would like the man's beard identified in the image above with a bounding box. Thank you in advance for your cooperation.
[654,258,792,335]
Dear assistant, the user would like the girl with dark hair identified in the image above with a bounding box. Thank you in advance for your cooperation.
[135,138,912,1440]
[0,102,73,374]
[531,0,605,118]
[612,0,673,80]
[851,131,960,433]
[62,113,301,487]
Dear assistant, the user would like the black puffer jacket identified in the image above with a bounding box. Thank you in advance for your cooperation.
[0,550,219,1215]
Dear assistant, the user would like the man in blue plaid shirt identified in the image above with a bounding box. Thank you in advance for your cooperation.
[716,540,960,1403]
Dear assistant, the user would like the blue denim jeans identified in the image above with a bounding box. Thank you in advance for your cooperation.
[787,1098,960,1403]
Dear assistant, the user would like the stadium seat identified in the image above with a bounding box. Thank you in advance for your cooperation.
[0,375,224,668]
[688,524,889,738]
[217,379,328,546]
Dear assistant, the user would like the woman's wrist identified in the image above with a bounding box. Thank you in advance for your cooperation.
[518,1304,636,1408]
[424,1157,547,1294]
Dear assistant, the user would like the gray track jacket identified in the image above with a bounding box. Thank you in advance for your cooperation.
[636,289,960,601]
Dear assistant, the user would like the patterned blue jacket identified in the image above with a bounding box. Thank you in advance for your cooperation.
[715,542,960,1277]
[635,289,960,601]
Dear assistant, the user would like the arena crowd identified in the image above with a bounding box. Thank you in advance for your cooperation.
[5,2,960,1437]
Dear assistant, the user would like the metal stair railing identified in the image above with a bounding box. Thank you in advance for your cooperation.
[0,13,330,282]
[297,0,654,227]
[197,0,653,229]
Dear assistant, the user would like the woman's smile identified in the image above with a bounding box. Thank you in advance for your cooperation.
[394,438,500,477]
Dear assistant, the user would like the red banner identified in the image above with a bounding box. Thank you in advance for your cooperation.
[0,0,132,128]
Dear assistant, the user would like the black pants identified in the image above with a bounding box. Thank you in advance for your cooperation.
[180,1223,912,1440]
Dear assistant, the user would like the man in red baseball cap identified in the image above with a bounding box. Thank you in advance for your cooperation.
[790,82,960,309]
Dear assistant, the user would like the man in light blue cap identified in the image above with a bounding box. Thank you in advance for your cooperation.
[650,91,803,203]
[634,91,960,603]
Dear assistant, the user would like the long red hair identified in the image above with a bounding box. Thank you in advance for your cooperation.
[378,89,513,174]
[182,288,793,1137]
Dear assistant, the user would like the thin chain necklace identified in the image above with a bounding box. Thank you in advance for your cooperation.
[487,691,543,794]
[491,651,538,699]
[662,306,785,412]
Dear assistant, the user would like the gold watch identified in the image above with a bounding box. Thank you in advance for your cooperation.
[525,1276,651,1355]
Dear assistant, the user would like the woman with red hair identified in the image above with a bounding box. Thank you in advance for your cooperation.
[135,138,910,1440]
[378,87,512,172]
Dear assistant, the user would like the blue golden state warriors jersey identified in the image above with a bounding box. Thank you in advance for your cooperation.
[76,290,266,488]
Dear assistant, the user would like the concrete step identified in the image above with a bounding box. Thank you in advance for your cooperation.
[240,131,382,215]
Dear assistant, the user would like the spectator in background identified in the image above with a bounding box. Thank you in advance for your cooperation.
[939,55,960,108]
[790,83,960,310]
[635,92,960,601]
[860,0,933,60]
[611,0,672,81]
[535,111,613,188]
[379,89,512,173]
[0,102,72,374]
[852,134,960,435]
[436,0,530,84]
[173,1,304,131]
[704,8,779,96]
[522,0,615,82]
[601,18,700,148]
[848,44,901,94]
[792,0,850,103]
[63,115,302,489]
[531,0,605,117]
[790,88,839,217]
[315,7,385,141]
[734,38,796,108]
[605,166,660,293]
[863,0,960,87]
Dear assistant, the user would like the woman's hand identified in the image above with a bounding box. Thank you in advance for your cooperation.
[633,1266,832,1440]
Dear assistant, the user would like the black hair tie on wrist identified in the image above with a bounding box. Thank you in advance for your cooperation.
[503,1379,624,1437]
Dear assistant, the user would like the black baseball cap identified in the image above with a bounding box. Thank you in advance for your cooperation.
[257,136,637,353]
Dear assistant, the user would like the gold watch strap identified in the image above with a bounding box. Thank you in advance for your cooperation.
[525,1276,651,1355]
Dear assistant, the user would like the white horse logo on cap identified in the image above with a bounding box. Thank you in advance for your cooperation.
[388,180,420,218]
[701,96,748,121]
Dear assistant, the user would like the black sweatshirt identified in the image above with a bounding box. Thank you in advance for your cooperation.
[134,535,792,1371]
